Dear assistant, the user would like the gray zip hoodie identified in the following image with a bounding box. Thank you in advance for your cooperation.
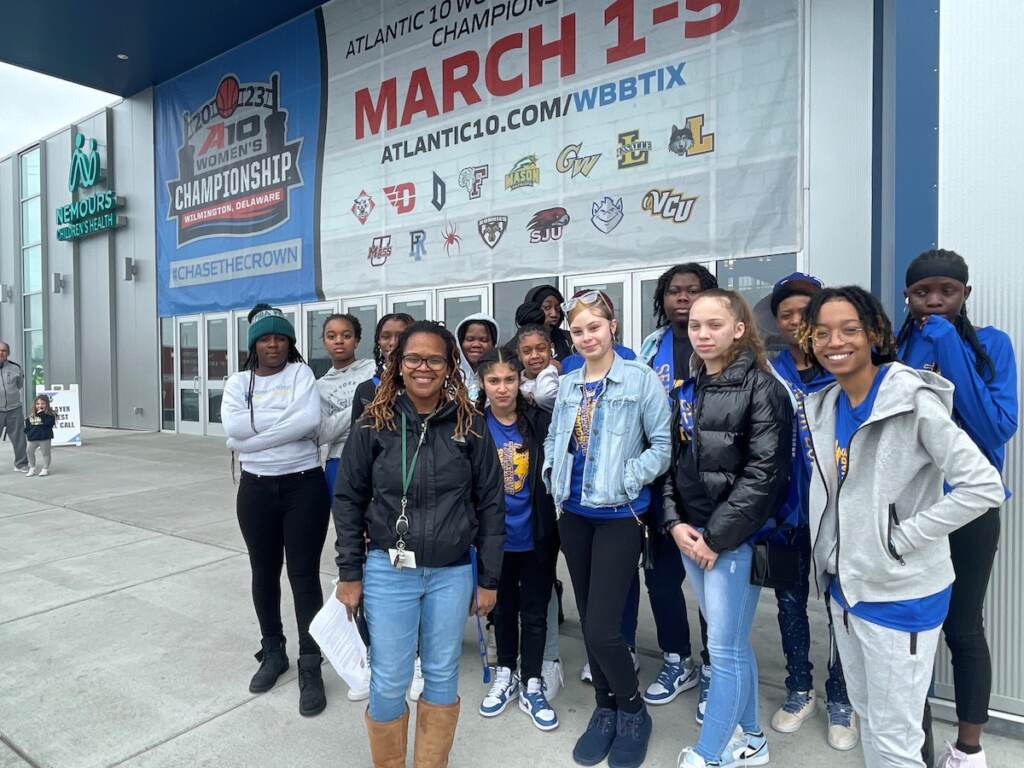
[317,358,376,459]
[804,362,1004,606]
[0,361,24,412]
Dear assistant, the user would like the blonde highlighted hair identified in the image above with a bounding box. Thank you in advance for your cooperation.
[690,289,769,372]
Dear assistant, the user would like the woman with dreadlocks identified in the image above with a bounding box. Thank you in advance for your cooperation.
[222,304,330,717]
[799,287,1003,768]
[333,320,504,768]
[897,250,1018,768]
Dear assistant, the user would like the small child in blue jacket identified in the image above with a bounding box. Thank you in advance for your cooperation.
[24,394,56,477]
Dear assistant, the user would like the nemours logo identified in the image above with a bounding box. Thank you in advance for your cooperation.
[616,130,652,168]
[368,234,392,266]
[505,155,540,190]
[668,114,715,157]
[642,188,698,223]
[351,190,375,224]
[383,182,416,214]
[591,196,623,234]
[556,143,600,178]
[166,73,303,245]
[527,207,569,243]
[478,216,508,249]
[458,165,489,199]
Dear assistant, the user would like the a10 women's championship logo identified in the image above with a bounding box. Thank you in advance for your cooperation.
[165,73,304,245]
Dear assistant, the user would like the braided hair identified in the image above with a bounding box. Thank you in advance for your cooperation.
[798,286,898,366]
[240,304,305,433]
[370,312,415,371]
[653,263,718,327]
[474,348,532,451]
[897,249,995,382]
[363,320,479,439]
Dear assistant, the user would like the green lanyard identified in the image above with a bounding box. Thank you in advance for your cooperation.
[400,411,431,517]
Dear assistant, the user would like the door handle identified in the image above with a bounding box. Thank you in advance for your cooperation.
[192,375,200,393]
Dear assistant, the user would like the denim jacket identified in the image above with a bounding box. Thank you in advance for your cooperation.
[542,354,671,511]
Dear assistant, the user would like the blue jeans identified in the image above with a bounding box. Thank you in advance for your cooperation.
[363,550,474,722]
[774,528,849,703]
[683,544,761,763]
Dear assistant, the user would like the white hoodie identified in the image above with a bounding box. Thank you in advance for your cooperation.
[454,313,500,401]
[317,358,376,459]
[520,363,559,411]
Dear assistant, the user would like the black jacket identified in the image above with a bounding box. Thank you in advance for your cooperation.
[350,376,378,425]
[661,350,793,553]
[334,394,506,587]
[25,412,56,441]
[507,404,559,560]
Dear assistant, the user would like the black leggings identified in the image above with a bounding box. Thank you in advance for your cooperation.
[495,549,557,682]
[559,512,643,711]
[237,468,330,656]
[944,507,1001,724]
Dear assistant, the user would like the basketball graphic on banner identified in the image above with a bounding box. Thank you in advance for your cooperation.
[216,75,240,119]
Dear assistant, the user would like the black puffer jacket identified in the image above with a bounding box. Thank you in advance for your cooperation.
[661,350,793,553]
[334,394,505,587]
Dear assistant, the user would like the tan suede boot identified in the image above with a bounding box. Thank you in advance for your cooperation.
[365,706,409,768]
[412,698,460,768]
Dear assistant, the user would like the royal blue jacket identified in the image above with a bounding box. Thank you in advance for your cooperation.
[770,350,835,533]
[560,344,636,375]
[899,317,1017,493]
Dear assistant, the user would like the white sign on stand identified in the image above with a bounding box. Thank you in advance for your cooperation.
[34,384,82,447]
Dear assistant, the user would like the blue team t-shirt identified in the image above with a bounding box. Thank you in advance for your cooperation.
[563,380,650,520]
[486,411,534,552]
[829,364,951,631]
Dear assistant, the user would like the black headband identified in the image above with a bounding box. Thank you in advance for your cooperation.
[906,258,968,287]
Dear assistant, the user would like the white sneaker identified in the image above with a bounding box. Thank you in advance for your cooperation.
[644,653,699,705]
[541,659,564,701]
[519,677,558,731]
[39,468,49,477]
[771,689,816,733]
[346,678,370,702]
[25,468,37,477]
[936,741,987,767]
[677,746,718,767]
[825,700,859,751]
[409,656,425,701]
[479,666,519,717]
[13,467,28,473]
[581,662,592,684]
[720,730,770,767]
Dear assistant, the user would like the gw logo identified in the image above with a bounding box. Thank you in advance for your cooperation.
[642,188,698,223]
[556,143,600,178]
[616,130,652,169]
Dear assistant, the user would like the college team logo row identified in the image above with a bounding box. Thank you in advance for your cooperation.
[366,186,697,267]
[349,115,714,224]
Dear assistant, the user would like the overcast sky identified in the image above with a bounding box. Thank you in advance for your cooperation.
[0,63,118,159]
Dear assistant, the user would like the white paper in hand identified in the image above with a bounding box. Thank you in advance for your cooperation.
[308,592,370,692]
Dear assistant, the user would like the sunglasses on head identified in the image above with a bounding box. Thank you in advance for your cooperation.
[561,290,612,314]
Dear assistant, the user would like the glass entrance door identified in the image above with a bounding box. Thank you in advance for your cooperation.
[387,291,432,322]
[175,315,203,435]
[204,314,231,436]
[437,286,489,336]
[343,295,384,361]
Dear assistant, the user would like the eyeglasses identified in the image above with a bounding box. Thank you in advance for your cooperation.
[561,290,612,314]
[810,325,865,345]
[401,354,448,371]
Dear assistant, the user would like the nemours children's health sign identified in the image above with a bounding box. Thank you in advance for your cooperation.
[36,385,82,447]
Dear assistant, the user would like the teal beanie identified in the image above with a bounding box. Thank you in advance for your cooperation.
[248,305,296,348]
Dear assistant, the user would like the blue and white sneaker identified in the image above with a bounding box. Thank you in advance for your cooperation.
[519,677,559,731]
[719,729,770,768]
[644,653,699,705]
[695,664,711,725]
[479,666,519,717]
[677,747,720,767]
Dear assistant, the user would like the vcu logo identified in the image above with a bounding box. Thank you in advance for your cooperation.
[383,182,415,214]
[556,143,600,178]
[617,130,652,169]
[642,188,698,223]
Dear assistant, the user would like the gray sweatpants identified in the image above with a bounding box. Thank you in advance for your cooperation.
[830,601,941,768]
[2,407,28,469]
[543,589,560,662]
[27,439,51,470]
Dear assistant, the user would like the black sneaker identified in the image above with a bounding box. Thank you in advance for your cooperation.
[608,705,652,768]
[572,707,617,766]
[249,636,288,693]
[297,654,327,717]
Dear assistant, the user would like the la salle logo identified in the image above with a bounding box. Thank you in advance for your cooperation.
[556,143,600,178]
[478,216,508,250]
[527,207,570,243]
[617,130,652,169]
[505,155,540,190]
[642,188,698,223]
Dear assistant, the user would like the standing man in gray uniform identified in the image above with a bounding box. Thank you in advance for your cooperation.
[0,342,29,472]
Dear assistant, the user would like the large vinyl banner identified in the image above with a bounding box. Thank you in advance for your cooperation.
[319,0,801,296]
[155,12,324,316]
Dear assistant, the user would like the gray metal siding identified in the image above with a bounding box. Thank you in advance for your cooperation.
[0,158,17,358]
[936,0,1023,716]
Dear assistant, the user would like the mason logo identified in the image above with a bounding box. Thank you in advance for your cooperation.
[69,134,101,192]
[505,155,540,190]
[642,188,698,223]
[556,143,600,178]
[617,130,652,169]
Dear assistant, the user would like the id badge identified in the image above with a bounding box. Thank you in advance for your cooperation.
[388,548,417,569]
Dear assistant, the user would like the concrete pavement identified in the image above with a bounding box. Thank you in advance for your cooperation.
[0,429,1019,767]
